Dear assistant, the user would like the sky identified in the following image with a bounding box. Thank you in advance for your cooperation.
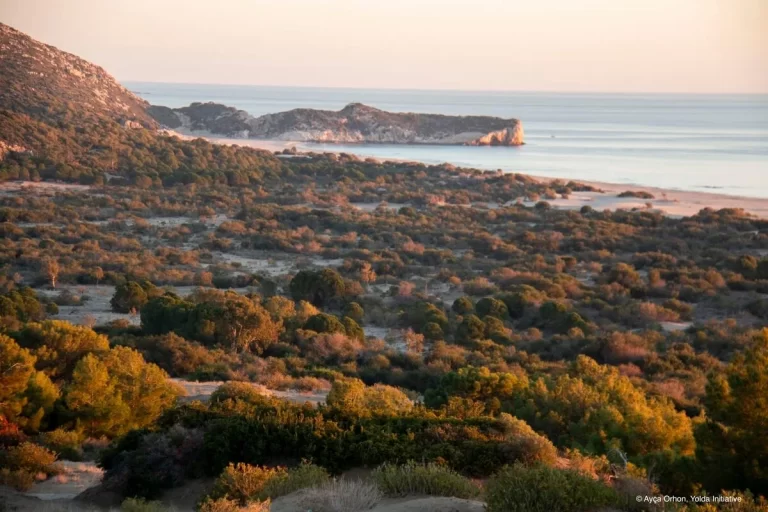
[2,0,767,93]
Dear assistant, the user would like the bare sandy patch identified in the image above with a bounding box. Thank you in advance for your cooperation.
[36,285,139,327]
[172,378,328,406]
[162,129,295,153]
[24,461,104,501]
[534,179,768,219]
[0,181,91,196]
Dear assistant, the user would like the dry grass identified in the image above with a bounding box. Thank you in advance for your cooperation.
[299,479,382,512]
[198,497,270,512]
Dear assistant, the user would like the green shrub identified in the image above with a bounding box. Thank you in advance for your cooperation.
[197,497,271,512]
[1,441,58,474]
[372,461,480,499]
[261,462,330,499]
[0,468,35,491]
[121,497,169,512]
[40,428,84,460]
[485,463,620,512]
[209,463,286,505]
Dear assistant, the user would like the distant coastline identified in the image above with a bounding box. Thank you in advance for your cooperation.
[165,129,768,219]
[136,83,768,199]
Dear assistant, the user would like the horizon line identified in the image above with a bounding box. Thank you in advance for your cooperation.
[120,79,768,97]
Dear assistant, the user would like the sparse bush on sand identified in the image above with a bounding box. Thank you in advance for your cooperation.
[298,479,382,512]
[485,463,619,512]
[372,461,480,499]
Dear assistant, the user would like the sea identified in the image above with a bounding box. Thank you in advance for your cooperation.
[126,82,768,199]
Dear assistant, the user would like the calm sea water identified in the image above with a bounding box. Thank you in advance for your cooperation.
[127,82,768,198]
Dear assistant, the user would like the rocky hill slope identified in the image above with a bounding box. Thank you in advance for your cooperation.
[0,23,155,128]
[0,23,277,184]
[149,101,525,146]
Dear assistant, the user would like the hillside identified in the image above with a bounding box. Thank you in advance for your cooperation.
[148,101,525,146]
[0,23,154,127]
[0,23,281,185]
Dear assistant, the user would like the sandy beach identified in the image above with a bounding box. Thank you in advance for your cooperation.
[165,132,768,220]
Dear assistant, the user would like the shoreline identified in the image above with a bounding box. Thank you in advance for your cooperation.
[164,130,768,219]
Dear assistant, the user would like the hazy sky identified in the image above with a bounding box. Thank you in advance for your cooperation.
[2,0,767,93]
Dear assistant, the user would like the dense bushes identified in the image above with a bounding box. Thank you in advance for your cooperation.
[289,269,346,307]
[111,280,160,313]
[101,399,560,495]
[141,290,281,353]
[207,462,329,504]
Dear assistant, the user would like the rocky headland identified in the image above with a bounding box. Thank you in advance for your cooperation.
[148,101,524,146]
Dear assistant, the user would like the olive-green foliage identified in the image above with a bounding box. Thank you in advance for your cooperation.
[425,366,528,409]
[289,269,346,307]
[476,297,508,319]
[0,334,36,418]
[40,428,84,460]
[305,313,345,335]
[495,413,558,465]
[451,296,474,315]
[326,378,413,417]
[203,462,328,507]
[141,290,281,354]
[209,382,271,411]
[342,316,364,342]
[0,441,59,490]
[121,497,169,512]
[115,332,217,378]
[0,287,45,322]
[696,329,768,494]
[64,346,183,437]
[17,370,59,432]
[150,398,554,479]
[399,301,449,333]
[343,302,364,323]
[456,314,485,342]
[426,359,694,459]
[15,320,109,379]
[111,280,159,313]
[209,463,286,505]
[260,462,330,499]
[485,464,620,512]
[513,356,695,457]
[372,461,480,499]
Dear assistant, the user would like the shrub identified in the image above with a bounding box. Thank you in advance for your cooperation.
[1,441,58,474]
[298,479,382,512]
[197,497,271,512]
[111,281,150,313]
[496,414,558,465]
[209,463,286,505]
[101,425,205,498]
[618,190,655,199]
[261,462,330,499]
[0,468,36,491]
[197,497,240,512]
[121,497,169,512]
[485,464,620,512]
[372,461,480,499]
[0,441,59,491]
[40,428,84,460]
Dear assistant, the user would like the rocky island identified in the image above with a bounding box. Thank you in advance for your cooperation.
[147,101,525,146]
